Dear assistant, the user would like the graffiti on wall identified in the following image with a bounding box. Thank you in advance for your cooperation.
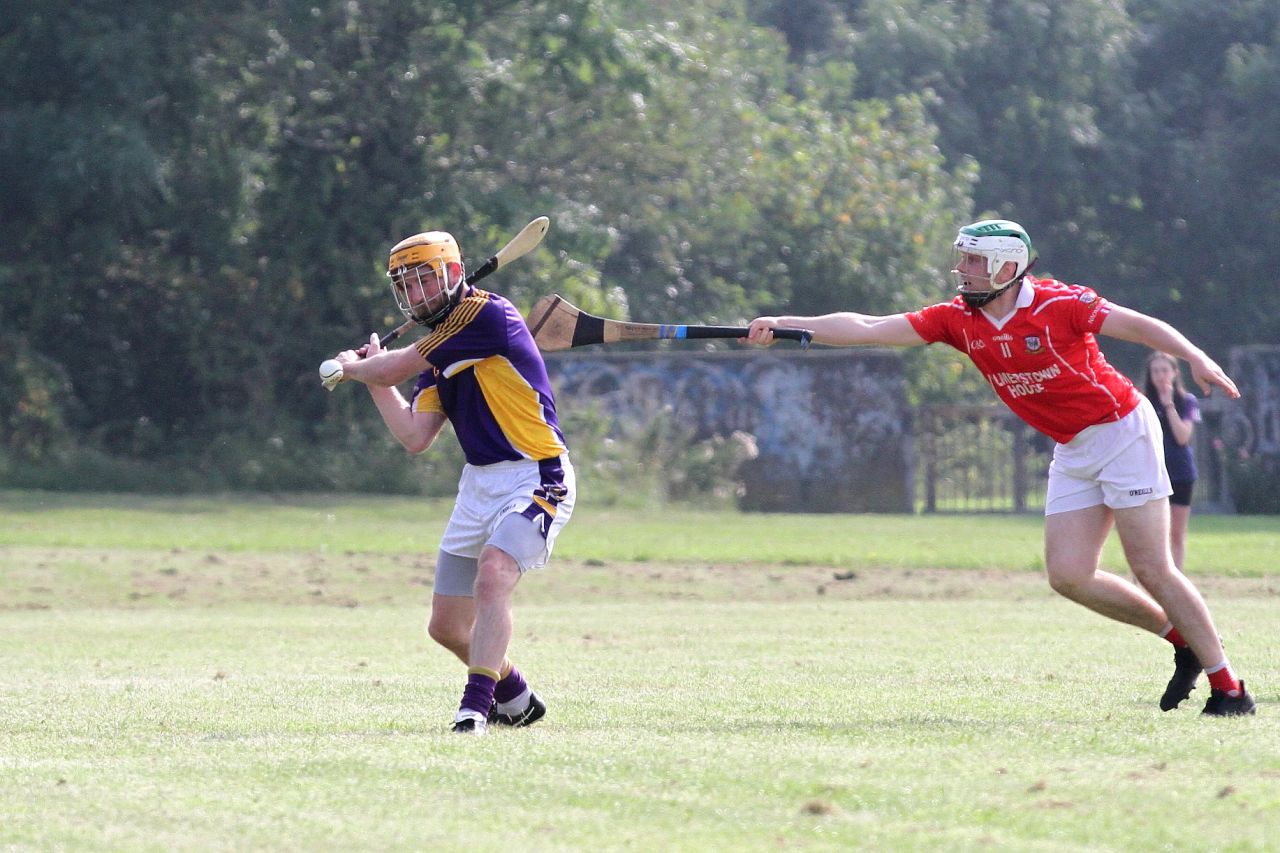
[1226,345,1280,456]
[544,349,911,512]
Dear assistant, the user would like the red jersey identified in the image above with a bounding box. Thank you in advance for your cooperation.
[906,276,1140,443]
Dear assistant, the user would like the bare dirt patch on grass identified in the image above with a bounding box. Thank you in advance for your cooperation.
[3,546,1276,611]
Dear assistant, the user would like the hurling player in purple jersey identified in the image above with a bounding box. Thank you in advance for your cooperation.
[331,230,575,735]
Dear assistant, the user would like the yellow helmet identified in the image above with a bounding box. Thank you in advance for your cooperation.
[386,231,467,326]
[387,230,461,273]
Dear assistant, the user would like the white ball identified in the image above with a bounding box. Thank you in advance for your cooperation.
[318,359,344,388]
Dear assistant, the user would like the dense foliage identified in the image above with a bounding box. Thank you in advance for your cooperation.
[3,0,1278,496]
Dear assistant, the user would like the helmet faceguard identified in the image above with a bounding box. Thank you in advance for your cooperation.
[951,220,1035,308]
[387,231,467,327]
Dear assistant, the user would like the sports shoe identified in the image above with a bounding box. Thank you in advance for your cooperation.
[1160,645,1202,711]
[451,710,489,735]
[489,691,547,728]
[1201,681,1257,717]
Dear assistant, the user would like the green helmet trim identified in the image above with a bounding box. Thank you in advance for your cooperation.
[957,220,1034,258]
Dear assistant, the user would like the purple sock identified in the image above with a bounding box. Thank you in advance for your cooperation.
[493,665,528,704]
[460,671,497,717]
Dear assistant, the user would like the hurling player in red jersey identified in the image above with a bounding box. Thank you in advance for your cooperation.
[746,219,1255,716]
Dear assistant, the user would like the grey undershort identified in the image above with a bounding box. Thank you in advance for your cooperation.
[432,512,550,596]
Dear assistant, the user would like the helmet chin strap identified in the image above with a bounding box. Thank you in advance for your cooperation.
[960,279,1017,309]
[959,259,1036,309]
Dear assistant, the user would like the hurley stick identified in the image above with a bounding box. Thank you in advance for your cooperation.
[526,294,813,352]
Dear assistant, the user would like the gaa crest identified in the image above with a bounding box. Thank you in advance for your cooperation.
[1024,335,1042,354]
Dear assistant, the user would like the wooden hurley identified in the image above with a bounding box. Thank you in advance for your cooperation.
[526,294,813,352]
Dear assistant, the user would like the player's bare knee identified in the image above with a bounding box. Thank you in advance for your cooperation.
[1045,563,1088,598]
[474,552,519,601]
[427,614,470,651]
[427,624,466,654]
[472,571,515,607]
[1128,556,1174,588]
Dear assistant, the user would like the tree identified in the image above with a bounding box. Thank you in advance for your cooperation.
[1110,0,1280,345]
[0,0,247,458]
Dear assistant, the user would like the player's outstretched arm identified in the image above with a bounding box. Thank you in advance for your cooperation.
[1100,305,1241,399]
[746,312,925,348]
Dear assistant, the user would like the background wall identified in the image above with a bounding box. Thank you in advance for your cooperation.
[547,349,912,512]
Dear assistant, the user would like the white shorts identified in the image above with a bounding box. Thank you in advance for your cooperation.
[439,456,576,572]
[1044,397,1172,516]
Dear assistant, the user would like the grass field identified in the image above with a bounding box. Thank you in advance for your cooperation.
[1,491,1277,851]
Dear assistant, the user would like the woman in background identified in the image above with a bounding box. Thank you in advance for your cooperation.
[1145,351,1201,571]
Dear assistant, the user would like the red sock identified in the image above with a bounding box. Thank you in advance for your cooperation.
[1206,664,1241,696]
[1161,626,1188,648]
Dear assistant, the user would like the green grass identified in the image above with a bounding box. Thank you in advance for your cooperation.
[3,489,1278,574]
[1,491,1278,850]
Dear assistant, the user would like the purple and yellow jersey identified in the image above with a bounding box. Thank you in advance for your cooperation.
[410,289,568,469]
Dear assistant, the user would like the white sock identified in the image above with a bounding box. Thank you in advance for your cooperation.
[496,686,532,716]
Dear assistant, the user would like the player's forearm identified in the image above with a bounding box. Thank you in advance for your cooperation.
[341,347,425,387]
[1142,326,1205,364]
[776,312,918,347]
[1104,311,1206,363]
[367,387,435,453]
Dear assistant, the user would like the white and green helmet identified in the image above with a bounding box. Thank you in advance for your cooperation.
[952,219,1036,307]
